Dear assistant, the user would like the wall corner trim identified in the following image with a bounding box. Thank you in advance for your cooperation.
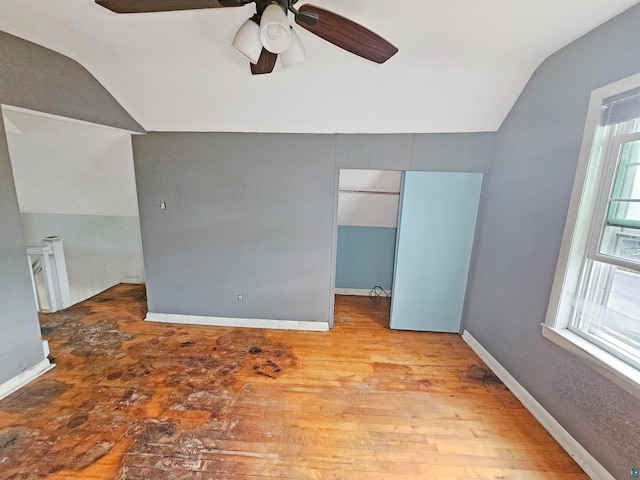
[0,358,55,402]
[461,330,614,480]
[146,312,330,332]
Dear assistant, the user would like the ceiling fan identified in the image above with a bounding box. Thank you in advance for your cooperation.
[94,0,398,75]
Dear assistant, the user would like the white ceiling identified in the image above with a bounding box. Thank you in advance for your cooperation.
[0,0,638,133]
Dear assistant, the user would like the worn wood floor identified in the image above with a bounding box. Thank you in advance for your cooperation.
[0,284,587,479]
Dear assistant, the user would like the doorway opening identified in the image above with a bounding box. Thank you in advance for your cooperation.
[2,105,145,311]
[333,169,483,333]
[334,169,401,327]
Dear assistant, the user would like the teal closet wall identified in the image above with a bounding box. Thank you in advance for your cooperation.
[335,226,396,290]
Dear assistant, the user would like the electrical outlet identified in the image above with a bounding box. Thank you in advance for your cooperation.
[237,292,243,302]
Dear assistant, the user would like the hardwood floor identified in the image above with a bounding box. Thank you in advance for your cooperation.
[0,284,588,479]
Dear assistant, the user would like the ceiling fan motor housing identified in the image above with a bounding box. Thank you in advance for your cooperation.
[255,0,289,17]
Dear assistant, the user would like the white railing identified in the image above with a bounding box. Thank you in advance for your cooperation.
[27,236,71,313]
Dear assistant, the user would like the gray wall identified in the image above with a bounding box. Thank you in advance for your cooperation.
[336,133,494,172]
[0,32,143,385]
[133,133,339,322]
[463,5,640,477]
[0,115,44,384]
[134,132,494,323]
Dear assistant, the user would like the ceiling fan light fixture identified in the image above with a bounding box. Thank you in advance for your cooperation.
[259,3,291,54]
[231,18,262,64]
[280,27,305,68]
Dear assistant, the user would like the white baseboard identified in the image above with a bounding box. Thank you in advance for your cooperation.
[461,330,614,480]
[335,288,392,297]
[146,312,330,331]
[0,358,55,401]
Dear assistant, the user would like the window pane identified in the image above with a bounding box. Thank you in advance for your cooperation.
[571,260,640,368]
[599,226,640,264]
[607,200,640,228]
[610,140,640,201]
[599,139,640,263]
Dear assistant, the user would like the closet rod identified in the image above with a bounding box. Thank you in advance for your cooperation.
[339,190,399,195]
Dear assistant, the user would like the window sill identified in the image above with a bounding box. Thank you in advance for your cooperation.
[542,324,640,400]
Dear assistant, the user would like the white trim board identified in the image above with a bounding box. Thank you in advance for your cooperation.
[146,312,330,331]
[461,330,614,480]
[1,104,144,135]
[0,358,55,401]
[335,288,392,297]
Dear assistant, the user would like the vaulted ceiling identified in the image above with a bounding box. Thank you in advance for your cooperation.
[0,0,638,133]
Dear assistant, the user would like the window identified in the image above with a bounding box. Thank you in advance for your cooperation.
[544,75,640,399]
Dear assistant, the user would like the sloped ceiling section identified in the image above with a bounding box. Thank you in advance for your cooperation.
[0,31,144,133]
[0,0,638,133]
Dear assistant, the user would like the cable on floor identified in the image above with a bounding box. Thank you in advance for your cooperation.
[369,286,391,304]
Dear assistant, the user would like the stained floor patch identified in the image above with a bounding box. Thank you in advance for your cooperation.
[67,440,115,470]
[0,426,38,453]
[367,362,433,391]
[464,364,505,387]
[0,285,298,479]
[64,319,134,359]
[0,380,70,412]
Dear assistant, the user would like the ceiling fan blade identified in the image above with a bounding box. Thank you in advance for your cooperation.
[95,0,246,14]
[250,48,278,75]
[294,4,397,64]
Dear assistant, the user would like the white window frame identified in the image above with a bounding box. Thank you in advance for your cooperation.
[588,131,640,269]
[543,73,640,400]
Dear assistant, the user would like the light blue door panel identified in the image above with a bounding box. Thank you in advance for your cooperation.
[390,172,483,332]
